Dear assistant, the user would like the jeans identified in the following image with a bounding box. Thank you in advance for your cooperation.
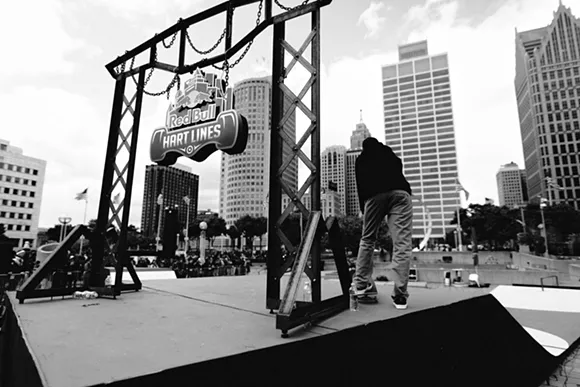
[353,190,413,300]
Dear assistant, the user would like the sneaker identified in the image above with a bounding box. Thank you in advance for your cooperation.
[392,295,408,310]
[353,283,377,297]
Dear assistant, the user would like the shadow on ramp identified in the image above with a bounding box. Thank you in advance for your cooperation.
[91,294,565,387]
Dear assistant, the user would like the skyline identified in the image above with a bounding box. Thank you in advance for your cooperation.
[1,0,579,228]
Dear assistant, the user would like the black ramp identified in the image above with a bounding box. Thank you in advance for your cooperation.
[91,295,559,387]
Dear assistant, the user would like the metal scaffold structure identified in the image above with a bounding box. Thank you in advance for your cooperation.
[16,0,351,337]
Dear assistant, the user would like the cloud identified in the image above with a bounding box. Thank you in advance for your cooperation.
[0,0,90,79]
[325,0,580,207]
[0,87,109,227]
[88,0,207,20]
[357,1,389,39]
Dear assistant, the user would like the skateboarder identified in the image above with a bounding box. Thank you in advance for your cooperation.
[352,137,413,310]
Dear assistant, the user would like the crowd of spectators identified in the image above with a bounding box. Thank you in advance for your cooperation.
[3,243,275,293]
[134,249,262,279]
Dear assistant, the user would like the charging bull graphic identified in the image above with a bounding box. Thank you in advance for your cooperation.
[150,69,248,165]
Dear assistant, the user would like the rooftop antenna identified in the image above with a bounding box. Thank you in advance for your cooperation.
[359,109,363,123]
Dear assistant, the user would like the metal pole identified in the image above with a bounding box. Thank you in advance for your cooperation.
[200,230,206,263]
[156,201,163,251]
[540,205,548,258]
[310,7,322,304]
[266,21,285,311]
[185,201,190,252]
[456,199,463,252]
[79,199,88,255]
[520,206,526,232]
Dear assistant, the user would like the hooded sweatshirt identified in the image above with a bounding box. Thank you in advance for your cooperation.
[355,137,412,213]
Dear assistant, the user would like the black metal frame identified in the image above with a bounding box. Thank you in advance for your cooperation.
[16,226,92,302]
[275,216,351,337]
[265,4,350,337]
[17,0,347,334]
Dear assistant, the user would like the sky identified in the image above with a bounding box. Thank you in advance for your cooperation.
[1,0,579,229]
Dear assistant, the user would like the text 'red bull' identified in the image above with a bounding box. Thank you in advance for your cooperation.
[167,104,217,130]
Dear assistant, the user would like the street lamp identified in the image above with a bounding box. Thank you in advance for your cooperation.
[465,208,479,270]
[156,194,163,251]
[513,204,527,232]
[199,221,208,265]
[58,215,72,243]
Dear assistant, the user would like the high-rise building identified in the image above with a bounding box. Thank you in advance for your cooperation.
[321,145,347,214]
[345,116,372,216]
[382,40,460,240]
[141,163,199,239]
[219,77,297,226]
[0,139,46,248]
[515,3,580,209]
[350,111,372,149]
[282,189,341,219]
[497,162,528,208]
[345,149,362,216]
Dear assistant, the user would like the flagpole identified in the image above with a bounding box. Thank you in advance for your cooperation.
[547,179,553,206]
[79,198,88,255]
[456,195,463,252]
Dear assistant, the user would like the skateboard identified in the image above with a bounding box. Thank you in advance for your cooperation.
[351,280,379,304]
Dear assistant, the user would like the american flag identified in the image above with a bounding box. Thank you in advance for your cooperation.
[455,179,470,201]
[546,177,563,190]
[75,188,88,201]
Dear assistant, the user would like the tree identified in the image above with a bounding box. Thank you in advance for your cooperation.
[45,224,74,242]
[338,215,362,255]
[204,214,227,246]
[255,217,268,250]
[126,224,149,249]
[187,215,226,248]
[226,225,242,249]
[235,215,260,249]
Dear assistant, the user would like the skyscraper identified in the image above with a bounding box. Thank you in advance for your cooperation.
[345,116,371,216]
[350,111,372,149]
[141,163,199,238]
[321,145,347,215]
[0,139,46,248]
[345,149,361,216]
[382,40,460,240]
[219,77,297,226]
[515,3,580,209]
[497,162,528,208]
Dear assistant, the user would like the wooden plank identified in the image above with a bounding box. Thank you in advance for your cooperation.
[277,211,321,316]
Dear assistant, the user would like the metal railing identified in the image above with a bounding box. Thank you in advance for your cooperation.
[540,275,559,291]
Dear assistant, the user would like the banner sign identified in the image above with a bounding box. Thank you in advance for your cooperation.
[150,68,248,165]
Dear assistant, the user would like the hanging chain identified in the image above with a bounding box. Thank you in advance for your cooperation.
[185,7,231,55]
[115,0,269,92]
[161,30,178,49]
[274,0,309,11]
[128,48,180,99]
[213,0,263,87]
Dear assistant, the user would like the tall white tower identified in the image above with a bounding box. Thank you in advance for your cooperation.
[382,40,460,240]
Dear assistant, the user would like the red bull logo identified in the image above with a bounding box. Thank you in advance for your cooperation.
[150,69,248,165]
